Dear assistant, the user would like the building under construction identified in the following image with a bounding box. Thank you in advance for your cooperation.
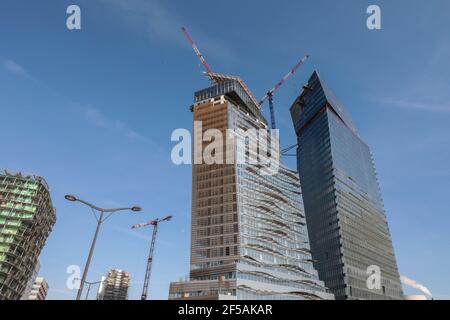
[168,71,334,300]
[0,170,56,300]
[27,276,49,300]
[97,269,130,300]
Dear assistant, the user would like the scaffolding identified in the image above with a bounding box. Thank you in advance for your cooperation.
[97,269,130,300]
[0,170,56,300]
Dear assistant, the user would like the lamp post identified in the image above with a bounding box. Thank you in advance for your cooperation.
[76,279,104,300]
[65,195,141,300]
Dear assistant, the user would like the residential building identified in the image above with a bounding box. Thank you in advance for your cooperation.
[0,171,56,300]
[97,269,130,300]
[28,277,49,300]
[21,259,40,300]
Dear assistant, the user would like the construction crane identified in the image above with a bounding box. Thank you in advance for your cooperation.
[132,215,172,300]
[181,26,214,79]
[181,26,309,130]
[259,55,310,130]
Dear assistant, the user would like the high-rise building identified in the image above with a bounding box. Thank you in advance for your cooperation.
[0,170,56,300]
[28,277,49,300]
[290,71,403,300]
[21,259,40,300]
[97,269,130,300]
[169,73,333,300]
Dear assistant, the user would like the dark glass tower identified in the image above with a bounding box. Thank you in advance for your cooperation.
[290,71,403,300]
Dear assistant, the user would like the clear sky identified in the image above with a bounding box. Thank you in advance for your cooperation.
[1,0,449,300]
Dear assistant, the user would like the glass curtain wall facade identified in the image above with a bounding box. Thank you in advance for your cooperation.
[0,171,56,300]
[290,71,403,300]
[169,76,333,300]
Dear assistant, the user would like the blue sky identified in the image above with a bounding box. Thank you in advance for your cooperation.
[1,0,449,300]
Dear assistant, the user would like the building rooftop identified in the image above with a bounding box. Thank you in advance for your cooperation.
[195,72,267,124]
[1,169,50,191]
[208,72,260,108]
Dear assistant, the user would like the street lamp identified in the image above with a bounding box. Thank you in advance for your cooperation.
[75,279,104,300]
[65,194,141,300]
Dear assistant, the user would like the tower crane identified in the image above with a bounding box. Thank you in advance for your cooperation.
[259,55,310,129]
[132,215,172,300]
[181,26,214,80]
[181,26,309,131]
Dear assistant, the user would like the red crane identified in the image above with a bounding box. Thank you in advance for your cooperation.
[181,26,309,130]
[181,26,214,77]
[259,55,310,129]
[132,215,172,300]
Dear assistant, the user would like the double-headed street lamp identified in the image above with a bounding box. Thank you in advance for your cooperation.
[76,279,104,300]
[65,194,141,300]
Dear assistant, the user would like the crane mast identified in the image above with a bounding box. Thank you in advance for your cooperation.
[260,55,310,129]
[141,222,157,301]
[132,215,172,300]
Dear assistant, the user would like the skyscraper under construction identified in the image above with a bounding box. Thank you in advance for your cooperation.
[0,171,56,300]
[97,269,130,300]
[169,73,333,300]
[290,71,403,300]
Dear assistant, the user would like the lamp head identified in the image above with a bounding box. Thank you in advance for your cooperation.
[65,195,77,202]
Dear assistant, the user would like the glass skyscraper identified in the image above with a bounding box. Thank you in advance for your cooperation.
[290,71,403,300]
[169,73,333,300]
